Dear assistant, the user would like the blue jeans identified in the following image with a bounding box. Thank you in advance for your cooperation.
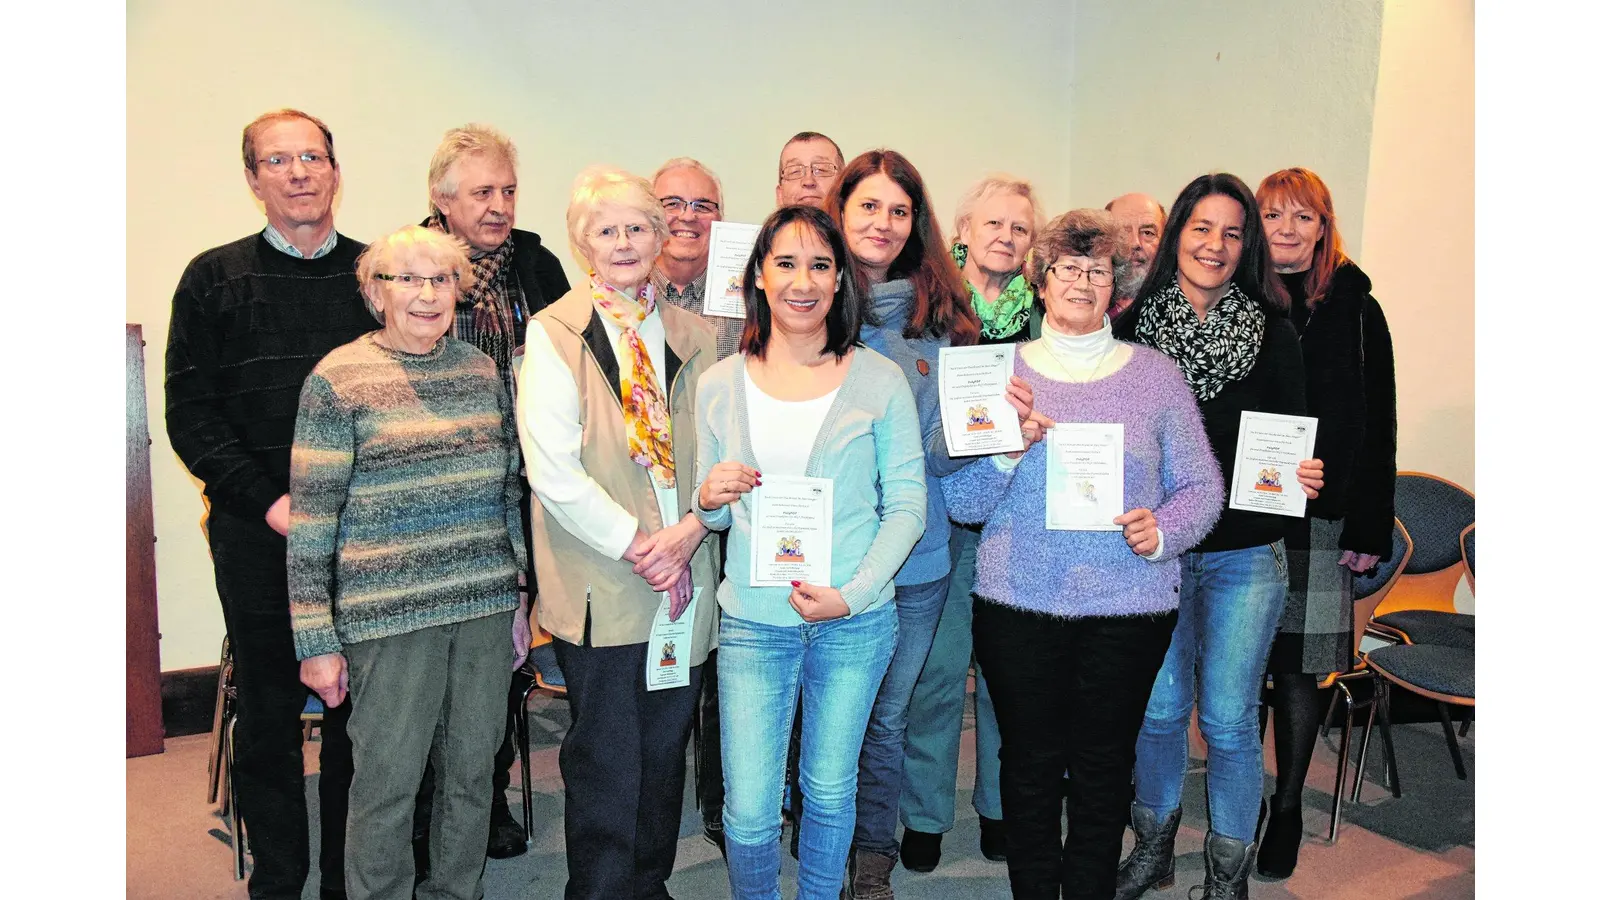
[719,605,898,900]
[853,576,949,855]
[1134,542,1288,841]
[901,523,1002,833]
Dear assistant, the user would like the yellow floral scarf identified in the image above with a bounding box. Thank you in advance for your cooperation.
[590,274,675,488]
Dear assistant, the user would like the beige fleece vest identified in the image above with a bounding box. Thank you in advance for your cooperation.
[529,286,718,663]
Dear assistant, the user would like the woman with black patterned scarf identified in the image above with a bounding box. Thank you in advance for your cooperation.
[1110,173,1325,900]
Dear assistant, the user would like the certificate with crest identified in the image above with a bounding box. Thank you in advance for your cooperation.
[646,587,701,691]
[938,344,1024,456]
[749,476,834,586]
[1045,424,1124,531]
[702,221,760,318]
[1228,411,1319,518]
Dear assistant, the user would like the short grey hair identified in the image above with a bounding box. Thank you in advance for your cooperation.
[565,166,670,274]
[355,225,475,324]
[428,124,518,217]
[652,156,723,206]
[952,175,1045,243]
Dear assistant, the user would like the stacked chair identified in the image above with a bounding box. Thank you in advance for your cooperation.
[1324,473,1476,841]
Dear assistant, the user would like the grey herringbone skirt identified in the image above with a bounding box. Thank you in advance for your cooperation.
[1267,516,1353,676]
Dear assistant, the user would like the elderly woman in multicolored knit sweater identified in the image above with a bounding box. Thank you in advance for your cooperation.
[287,225,529,900]
[942,209,1224,900]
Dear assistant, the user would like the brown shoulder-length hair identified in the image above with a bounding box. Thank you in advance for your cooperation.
[826,150,978,347]
[1256,167,1349,308]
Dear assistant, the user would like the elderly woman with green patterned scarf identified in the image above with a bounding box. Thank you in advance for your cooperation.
[895,175,1046,872]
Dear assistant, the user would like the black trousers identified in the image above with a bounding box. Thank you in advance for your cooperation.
[974,598,1177,900]
[552,625,701,900]
[209,508,352,899]
[695,648,725,822]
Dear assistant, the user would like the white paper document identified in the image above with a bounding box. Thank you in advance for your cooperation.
[749,476,834,587]
[702,221,761,318]
[1229,411,1319,518]
[1045,424,1125,531]
[938,344,1024,457]
[645,586,702,691]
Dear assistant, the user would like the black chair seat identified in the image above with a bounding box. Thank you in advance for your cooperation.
[1372,609,1475,649]
[1366,644,1474,700]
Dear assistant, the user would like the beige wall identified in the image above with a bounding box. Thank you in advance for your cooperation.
[130,0,1472,673]
[129,0,1075,671]
[1068,0,1384,258]
[1359,0,1475,489]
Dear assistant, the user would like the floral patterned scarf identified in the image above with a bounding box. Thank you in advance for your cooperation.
[590,274,676,488]
[953,243,1035,341]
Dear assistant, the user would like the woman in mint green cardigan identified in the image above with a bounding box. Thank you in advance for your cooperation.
[693,205,926,900]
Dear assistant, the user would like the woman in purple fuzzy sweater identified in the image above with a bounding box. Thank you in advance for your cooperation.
[942,209,1223,900]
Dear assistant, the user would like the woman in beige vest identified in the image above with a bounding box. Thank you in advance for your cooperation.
[515,166,718,900]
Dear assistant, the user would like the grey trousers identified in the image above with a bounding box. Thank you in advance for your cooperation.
[343,611,516,900]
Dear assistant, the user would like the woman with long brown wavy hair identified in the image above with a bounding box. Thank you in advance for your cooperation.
[828,149,1034,898]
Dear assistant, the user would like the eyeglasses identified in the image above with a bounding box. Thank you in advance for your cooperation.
[255,151,332,173]
[659,196,720,216]
[779,162,840,182]
[1046,264,1115,288]
[588,222,654,245]
[373,272,459,293]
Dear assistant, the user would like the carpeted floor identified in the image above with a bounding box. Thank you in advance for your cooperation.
[127,682,1472,899]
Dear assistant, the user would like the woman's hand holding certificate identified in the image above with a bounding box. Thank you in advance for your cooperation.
[699,461,762,511]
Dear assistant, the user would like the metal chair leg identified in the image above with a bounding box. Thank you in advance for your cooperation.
[517,678,537,849]
[1459,713,1471,738]
[1374,679,1403,798]
[1351,676,1380,802]
[225,716,246,881]
[1438,701,1468,779]
[1328,680,1357,843]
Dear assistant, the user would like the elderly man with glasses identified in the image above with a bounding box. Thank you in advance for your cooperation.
[165,108,373,900]
[776,130,845,208]
[651,157,741,361]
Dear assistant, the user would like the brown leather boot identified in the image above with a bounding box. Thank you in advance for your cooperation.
[841,846,896,900]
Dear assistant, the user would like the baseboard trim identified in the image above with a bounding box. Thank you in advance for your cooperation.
[161,666,220,738]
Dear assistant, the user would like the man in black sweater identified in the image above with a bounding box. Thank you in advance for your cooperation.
[164,109,373,900]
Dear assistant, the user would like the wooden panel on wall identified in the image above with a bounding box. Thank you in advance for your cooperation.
[127,324,165,757]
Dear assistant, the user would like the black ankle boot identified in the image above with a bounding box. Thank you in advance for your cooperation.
[978,816,1006,862]
[898,827,942,872]
[1255,796,1303,881]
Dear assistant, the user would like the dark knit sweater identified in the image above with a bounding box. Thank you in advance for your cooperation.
[1116,304,1308,553]
[287,334,526,659]
[164,232,374,518]
[1281,263,1398,556]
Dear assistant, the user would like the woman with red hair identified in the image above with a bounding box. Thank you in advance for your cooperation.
[1253,167,1397,880]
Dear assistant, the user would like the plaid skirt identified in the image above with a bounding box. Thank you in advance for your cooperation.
[1267,516,1353,676]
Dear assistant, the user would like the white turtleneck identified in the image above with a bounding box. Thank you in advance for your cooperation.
[1001,313,1165,561]
[1018,314,1132,382]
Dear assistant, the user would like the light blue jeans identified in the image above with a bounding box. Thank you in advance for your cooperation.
[853,576,950,855]
[720,604,898,900]
[1133,542,1288,841]
[900,523,1003,833]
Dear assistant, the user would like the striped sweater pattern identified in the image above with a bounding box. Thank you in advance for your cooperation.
[288,333,526,660]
